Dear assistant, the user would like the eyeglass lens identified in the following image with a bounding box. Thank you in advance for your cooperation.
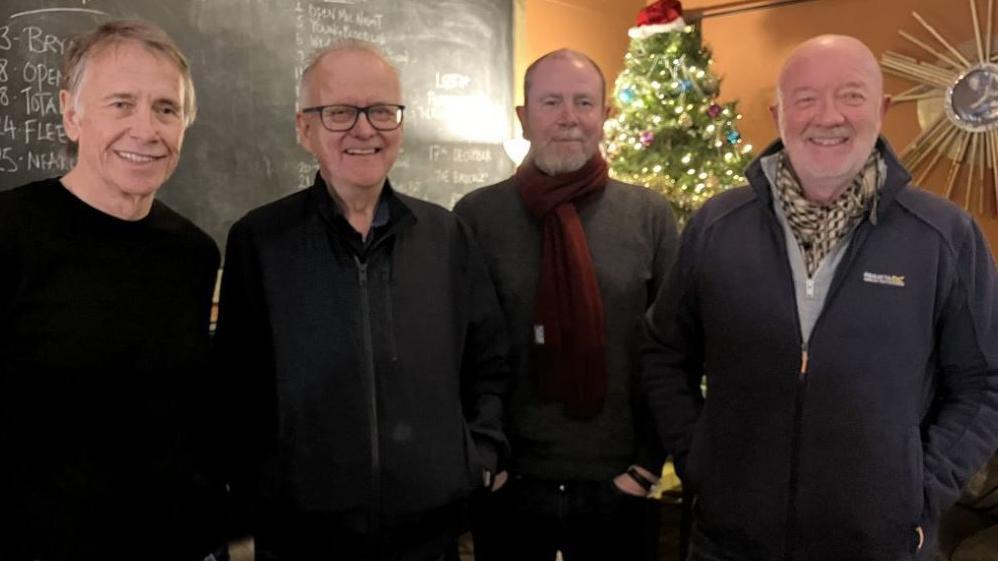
[321,105,402,130]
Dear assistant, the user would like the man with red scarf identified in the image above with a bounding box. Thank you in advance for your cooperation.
[455,49,679,561]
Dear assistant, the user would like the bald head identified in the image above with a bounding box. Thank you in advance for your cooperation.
[770,34,889,203]
[524,48,606,105]
[297,39,399,110]
[777,35,883,105]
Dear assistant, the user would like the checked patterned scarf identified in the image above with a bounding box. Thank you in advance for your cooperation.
[774,150,882,278]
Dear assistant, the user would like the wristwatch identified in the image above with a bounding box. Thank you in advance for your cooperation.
[626,465,654,491]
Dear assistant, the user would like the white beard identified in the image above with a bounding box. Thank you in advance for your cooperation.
[531,148,590,176]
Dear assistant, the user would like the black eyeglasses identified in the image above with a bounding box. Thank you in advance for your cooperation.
[301,104,406,132]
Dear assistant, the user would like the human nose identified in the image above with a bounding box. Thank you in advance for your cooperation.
[349,110,377,137]
[814,98,846,126]
[128,105,159,141]
[557,103,579,125]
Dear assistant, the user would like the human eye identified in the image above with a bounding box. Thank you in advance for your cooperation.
[793,96,815,107]
[323,105,357,123]
[108,99,133,112]
[155,102,181,120]
[369,105,397,122]
[840,90,866,104]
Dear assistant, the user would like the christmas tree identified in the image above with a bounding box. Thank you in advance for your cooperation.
[604,0,753,225]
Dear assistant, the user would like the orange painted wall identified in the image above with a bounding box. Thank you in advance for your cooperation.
[520,0,648,105]
[685,0,998,249]
[522,0,998,256]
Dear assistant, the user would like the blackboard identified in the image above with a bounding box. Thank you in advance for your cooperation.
[0,0,515,246]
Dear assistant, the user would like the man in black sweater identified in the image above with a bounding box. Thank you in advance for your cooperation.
[0,20,224,561]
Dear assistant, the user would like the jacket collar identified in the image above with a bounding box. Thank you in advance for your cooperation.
[745,136,912,222]
[309,172,415,233]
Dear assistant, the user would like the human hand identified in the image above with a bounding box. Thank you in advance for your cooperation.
[613,465,658,497]
[613,472,647,496]
[491,470,509,491]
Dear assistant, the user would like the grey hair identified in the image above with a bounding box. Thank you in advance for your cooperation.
[63,19,196,126]
[296,39,399,110]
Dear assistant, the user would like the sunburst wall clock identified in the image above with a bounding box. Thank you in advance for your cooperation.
[882,0,998,216]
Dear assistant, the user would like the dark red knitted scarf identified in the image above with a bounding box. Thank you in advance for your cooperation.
[515,154,609,418]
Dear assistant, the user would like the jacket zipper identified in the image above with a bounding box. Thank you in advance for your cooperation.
[355,256,381,544]
[784,339,808,560]
[381,266,398,363]
[338,210,410,547]
[762,207,806,560]
[776,217,873,560]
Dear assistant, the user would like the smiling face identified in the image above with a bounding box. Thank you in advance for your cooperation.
[517,52,609,175]
[771,35,889,201]
[296,49,402,195]
[61,40,186,211]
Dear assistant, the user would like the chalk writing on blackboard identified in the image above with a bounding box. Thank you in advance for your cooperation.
[0,0,514,249]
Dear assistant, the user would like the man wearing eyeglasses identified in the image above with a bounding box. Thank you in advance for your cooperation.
[214,39,511,561]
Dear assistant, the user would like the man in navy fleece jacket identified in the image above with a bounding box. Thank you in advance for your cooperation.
[643,34,998,561]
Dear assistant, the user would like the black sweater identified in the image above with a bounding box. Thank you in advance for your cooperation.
[0,178,223,561]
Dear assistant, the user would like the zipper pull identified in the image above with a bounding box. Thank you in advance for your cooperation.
[356,260,368,286]
[800,344,809,379]
[805,277,815,298]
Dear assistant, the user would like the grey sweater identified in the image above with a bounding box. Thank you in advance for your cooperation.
[455,178,678,480]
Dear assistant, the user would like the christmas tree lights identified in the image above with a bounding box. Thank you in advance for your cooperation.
[604,1,753,224]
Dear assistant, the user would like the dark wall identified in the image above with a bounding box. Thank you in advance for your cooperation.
[0,0,514,246]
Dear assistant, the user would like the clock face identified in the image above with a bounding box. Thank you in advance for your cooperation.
[881,5,998,215]
[947,63,998,133]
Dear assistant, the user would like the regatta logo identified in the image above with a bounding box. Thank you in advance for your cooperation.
[863,271,906,287]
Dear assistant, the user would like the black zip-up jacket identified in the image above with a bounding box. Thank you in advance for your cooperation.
[643,140,998,560]
[214,177,510,542]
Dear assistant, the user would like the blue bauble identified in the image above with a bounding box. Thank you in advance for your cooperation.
[618,87,636,103]
[727,131,741,144]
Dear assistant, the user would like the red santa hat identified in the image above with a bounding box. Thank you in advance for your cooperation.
[630,0,686,38]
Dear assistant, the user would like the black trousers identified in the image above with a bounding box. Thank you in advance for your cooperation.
[686,523,738,561]
[254,505,462,561]
[471,474,661,561]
